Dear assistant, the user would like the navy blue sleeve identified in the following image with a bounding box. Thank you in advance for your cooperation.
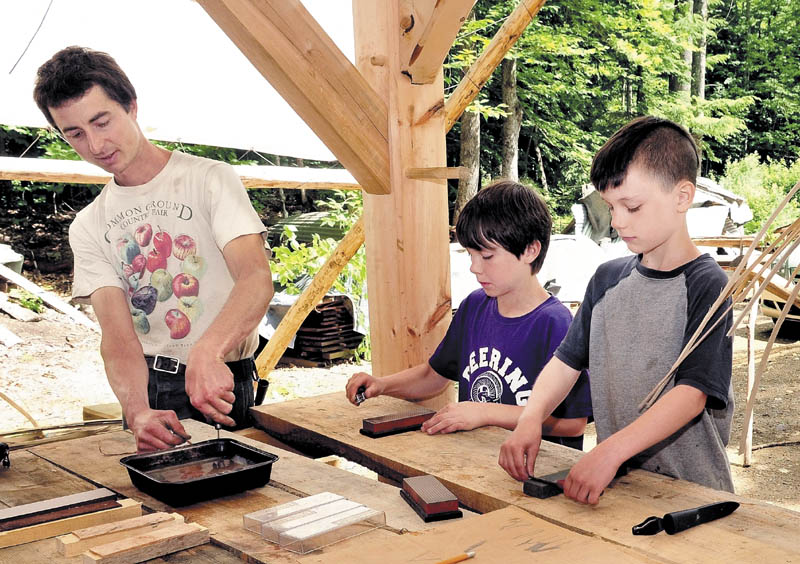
[675,258,733,410]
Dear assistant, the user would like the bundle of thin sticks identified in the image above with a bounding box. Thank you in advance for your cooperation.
[639,179,800,454]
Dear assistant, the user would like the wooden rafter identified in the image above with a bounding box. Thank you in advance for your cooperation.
[0,157,360,190]
[197,0,391,194]
[402,0,477,85]
[444,0,546,132]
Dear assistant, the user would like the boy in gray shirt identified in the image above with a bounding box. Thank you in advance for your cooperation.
[499,116,734,503]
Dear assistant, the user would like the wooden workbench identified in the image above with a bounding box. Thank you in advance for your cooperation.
[0,421,671,563]
[0,420,446,563]
[251,393,800,564]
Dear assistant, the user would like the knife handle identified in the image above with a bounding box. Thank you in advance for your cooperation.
[662,501,739,534]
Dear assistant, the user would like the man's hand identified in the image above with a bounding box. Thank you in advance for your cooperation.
[128,408,191,452]
[561,443,622,505]
[345,372,384,405]
[498,415,543,481]
[421,402,485,434]
[185,355,236,427]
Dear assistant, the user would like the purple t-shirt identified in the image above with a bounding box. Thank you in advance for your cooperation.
[429,289,592,419]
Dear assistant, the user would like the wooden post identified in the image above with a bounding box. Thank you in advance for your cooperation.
[256,218,365,376]
[354,1,455,409]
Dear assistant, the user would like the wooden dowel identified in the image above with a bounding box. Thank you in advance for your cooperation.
[255,217,365,376]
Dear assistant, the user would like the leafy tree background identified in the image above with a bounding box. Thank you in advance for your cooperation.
[1,0,799,308]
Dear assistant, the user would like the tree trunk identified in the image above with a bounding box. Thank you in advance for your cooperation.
[691,0,708,100]
[500,58,522,181]
[668,0,692,99]
[454,109,480,224]
[533,135,548,193]
[295,157,309,209]
[275,155,288,218]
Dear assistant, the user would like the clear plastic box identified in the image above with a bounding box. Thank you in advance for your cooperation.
[243,492,343,533]
[261,498,362,543]
[278,505,385,554]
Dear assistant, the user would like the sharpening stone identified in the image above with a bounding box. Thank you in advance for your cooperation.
[522,469,569,499]
[360,406,436,438]
[400,475,462,522]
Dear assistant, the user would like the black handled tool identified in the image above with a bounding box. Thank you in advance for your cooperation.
[632,501,740,535]
[355,385,367,405]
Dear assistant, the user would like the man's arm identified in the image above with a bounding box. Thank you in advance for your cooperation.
[498,356,581,480]
[91,286,189,451]
[185,233,273,425]
[562,384,706,505]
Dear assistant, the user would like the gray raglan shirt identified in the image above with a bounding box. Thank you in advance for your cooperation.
[555,253,734,492]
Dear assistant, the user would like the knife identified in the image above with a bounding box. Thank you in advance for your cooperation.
[632,501,740,535]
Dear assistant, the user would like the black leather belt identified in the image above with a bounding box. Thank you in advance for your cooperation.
[144,354,253,377]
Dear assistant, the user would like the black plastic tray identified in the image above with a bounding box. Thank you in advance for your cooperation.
[119,438,278,506]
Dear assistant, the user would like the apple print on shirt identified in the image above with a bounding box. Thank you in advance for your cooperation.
[119,222,206,340]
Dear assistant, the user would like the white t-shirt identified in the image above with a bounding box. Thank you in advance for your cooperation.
[69,150,267,363]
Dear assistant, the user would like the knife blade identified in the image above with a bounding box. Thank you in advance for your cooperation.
[632,501,740,535]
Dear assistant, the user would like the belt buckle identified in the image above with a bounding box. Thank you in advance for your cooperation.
[153,354,180,374]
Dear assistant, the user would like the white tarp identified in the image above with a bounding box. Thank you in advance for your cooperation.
[0,0,354,161]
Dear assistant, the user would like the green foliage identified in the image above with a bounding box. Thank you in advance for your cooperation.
[9,288,45,314]
[721,154,800,234]
[269,191,370,360]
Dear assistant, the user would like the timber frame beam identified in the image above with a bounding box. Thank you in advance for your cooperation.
[402,0,477,85]
[197,0,391,194]
[445,0,546,132]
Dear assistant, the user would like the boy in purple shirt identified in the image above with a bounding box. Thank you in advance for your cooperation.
[346,181,592,448]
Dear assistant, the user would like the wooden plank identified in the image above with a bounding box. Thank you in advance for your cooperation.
[0,322,22,347]
[403,1,477,85]
[325,505,660,564]
[82,521,209,564]
[58,512,184,557]
[251,393,800,564]
[354,1,455,410]
[444,0,546,132]
[0,292,40,322]
[0,499,141,549]
[197,0,390,195]
[256,218,365,378]
[0,156,360,191]
[82,403,123,421]
[0,264,99,332]
[0,451,104,510]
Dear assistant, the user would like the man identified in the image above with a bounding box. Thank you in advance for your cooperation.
[34,46,274,452]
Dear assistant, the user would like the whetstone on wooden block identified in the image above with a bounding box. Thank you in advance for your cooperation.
[400,475,462,522]
[0,488,118,531]
[82,522,209,564]
[57,512,184,557]
[360,406,436,437]
[522,469,568,499]
[0,498,142,549]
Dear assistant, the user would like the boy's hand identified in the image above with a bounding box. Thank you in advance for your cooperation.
[420,402,485,434]
[498,416,543,481]
[345,372,383,405]
[562,444,621,505]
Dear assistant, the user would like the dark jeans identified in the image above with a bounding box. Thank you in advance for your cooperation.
[146,357,257,430]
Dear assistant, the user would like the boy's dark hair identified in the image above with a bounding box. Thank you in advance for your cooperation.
[33,46,136,129]
[590,116,700,192]
[456,180,551,274]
